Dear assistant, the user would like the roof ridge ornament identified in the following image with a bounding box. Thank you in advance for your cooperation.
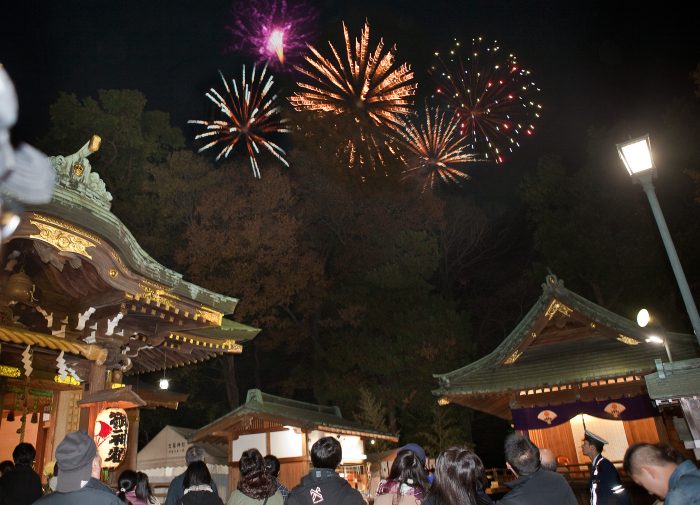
[543,273,565,294]
[49,135,113,210]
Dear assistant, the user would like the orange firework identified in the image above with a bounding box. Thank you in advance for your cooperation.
[289,20,417,171]
[399,105,476,191]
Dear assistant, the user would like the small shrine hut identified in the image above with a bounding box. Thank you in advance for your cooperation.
[434,275,699,468]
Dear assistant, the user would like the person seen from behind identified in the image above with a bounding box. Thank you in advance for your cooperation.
[375,449,429,505]
[179,461,223,505]
[0,442,43,505]
[497,434,576,505]
[623,443,700,505]
[118,469,161,505]
[263,455,289,502]
[286,436,364,505]
[422,446,492,505]
[228,449,283,505]
[165,446,218,505]
[32,431,121,505]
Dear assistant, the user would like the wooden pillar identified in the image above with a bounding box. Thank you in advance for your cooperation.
[79,363,106,431]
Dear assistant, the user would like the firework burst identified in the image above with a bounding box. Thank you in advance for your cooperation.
[189,66,290,177]
[289,20,417,171]
[399,106,476,191]
[227,0,317,70]
[430,37,542,163]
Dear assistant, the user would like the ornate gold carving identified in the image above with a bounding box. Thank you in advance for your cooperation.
[222,339,243,353]
[616,334,640,346]
[54,375,81,386]
[195,306,223,326]
[437,397,450,406]
[545,299,573,320]
[590,322,597,328]
[72,162,84,177]
[108,269,118,279]
[133,282,180,311]
[0,365,21,378]
[29,215,100,259]
[504,350,523,365]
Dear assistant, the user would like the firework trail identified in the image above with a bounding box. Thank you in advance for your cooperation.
[189,65,290,177]
[227,0,317,70]
[430,37,541,163]
[398,105,476,191]
[289,20,417,172]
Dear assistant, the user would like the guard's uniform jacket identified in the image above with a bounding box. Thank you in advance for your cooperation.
[589,454,630,505]
[286,468,364,505]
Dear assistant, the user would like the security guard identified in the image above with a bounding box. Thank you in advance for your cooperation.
[581,430,630,505]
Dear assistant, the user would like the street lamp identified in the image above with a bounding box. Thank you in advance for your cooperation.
[617,135,700,345]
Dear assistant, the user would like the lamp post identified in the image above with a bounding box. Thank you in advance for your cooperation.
[617,134,700,345]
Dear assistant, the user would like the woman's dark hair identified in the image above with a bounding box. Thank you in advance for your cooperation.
[12,443,36,466]
[264,455,281,477]
[117,469,138,503]
[184,461,212,489]
[310,437,342,469]
[238,449,277,499]
[388,450,429,493]
[0,460,14,475]
[428,446,485,505]
[135,471,155,502]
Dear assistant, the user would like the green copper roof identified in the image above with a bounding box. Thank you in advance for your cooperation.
[434,275,699,397]
[645,358,700,400]
[192,389,398,442]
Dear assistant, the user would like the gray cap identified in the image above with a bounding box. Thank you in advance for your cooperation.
[55,431,96,492]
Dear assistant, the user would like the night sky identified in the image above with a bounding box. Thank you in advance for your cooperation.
[2,0,697,164]
[2,0,699,464]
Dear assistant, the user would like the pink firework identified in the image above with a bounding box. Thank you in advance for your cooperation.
[227,0,318,70]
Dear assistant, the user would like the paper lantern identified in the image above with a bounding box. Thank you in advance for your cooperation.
[94,408,128,468]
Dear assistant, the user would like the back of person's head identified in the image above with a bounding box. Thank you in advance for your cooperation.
[264,454,281,477]
[430,446,485,505]
[135,471,154,501]
[388,449,429,493]
[311,437,342,469]
[238,449,276,499]
[0,460,15,476]
[623,443,681,475]
[183,460,212,489]
[539,448,557,471]
[12,442,35,466]
[504,434,540,476]
[117,469,138,503]
[240,449,265,477]
[185,445,206,465]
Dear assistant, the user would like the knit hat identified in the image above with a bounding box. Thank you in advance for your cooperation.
[55,431,96,492]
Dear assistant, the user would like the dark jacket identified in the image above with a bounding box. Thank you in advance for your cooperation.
[589,455,630,505]
[180,489,225,505]
[0,464,43,505]
[33,486,122,505]
[497,468,577,505]
[166,472,219,505]
[286,469,364,505]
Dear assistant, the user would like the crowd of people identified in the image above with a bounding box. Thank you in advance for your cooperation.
[1,429,699,505]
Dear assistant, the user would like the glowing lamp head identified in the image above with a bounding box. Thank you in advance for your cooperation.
[617,134,654,176]
[637,308,650,328]
[159,378,169,390]
[645,335,664,345]
[267,29,285,63]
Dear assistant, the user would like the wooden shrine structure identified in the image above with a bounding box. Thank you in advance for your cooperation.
[0,136,259,478]
[434,275,699,468]
[190,389,398,495]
